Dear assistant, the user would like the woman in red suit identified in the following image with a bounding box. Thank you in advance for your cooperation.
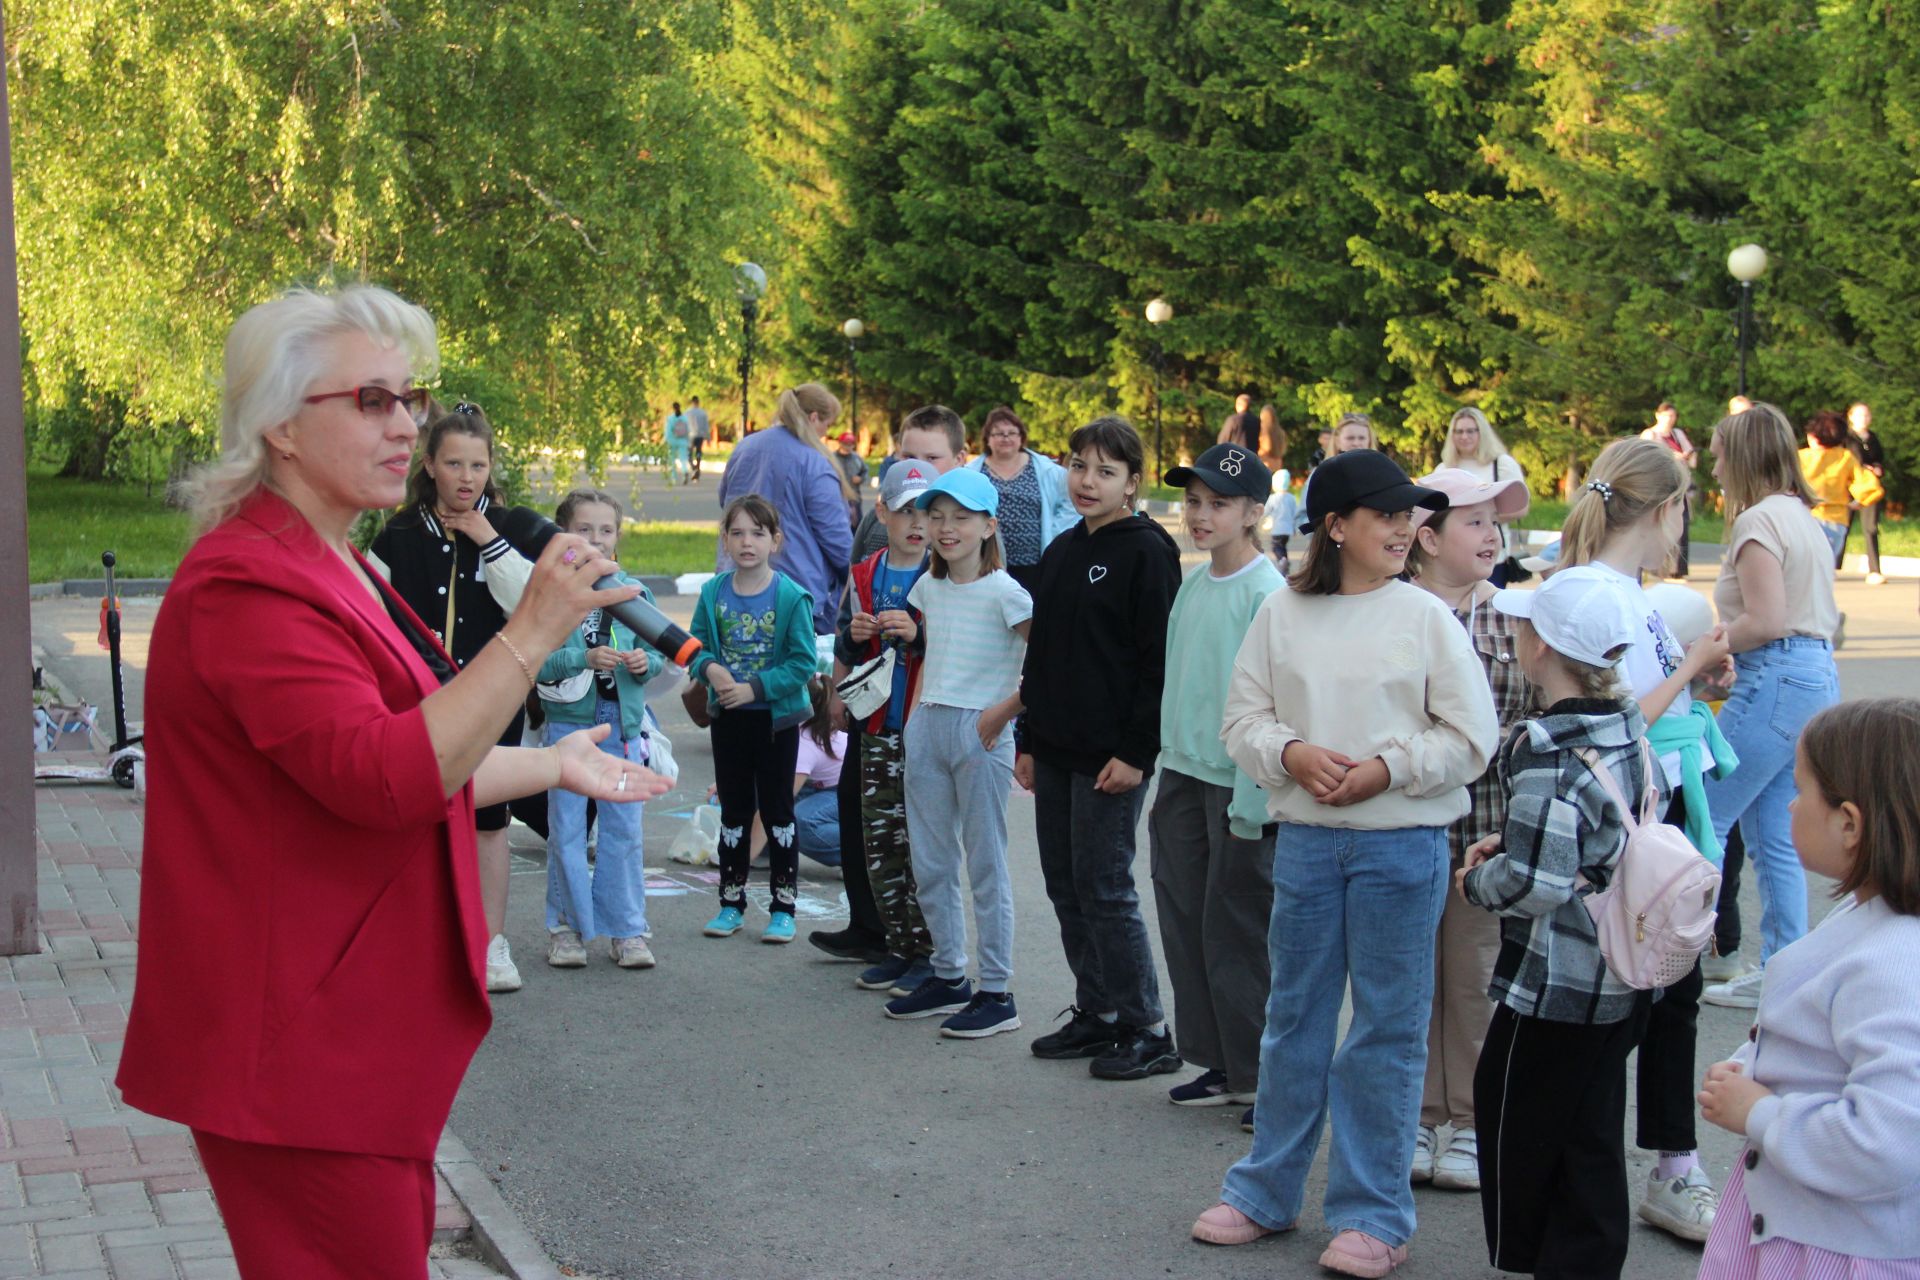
[116,284,670,1279]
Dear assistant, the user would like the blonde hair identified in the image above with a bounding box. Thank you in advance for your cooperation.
[1556,437,1688,571]
[184,285,438,534]
[1329,412,1377,454]
[1441,406,1508,469]
[771,383,854,501]
[1711,402,1817,520]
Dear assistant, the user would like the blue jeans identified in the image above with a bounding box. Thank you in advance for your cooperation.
[1701,638,1839,961]
[1816,518,1848,562]
[1222,823,1448,1247]
[543,705,649,939]
[794,783,841,866]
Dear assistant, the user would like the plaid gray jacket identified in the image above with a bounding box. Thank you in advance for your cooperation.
[1463,698,1666,1025]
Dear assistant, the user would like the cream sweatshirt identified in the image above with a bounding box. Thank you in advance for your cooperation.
[1222,580,1498,830]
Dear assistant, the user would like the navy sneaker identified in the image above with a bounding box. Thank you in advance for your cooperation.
[1029,1006,1120,1060]
[1090,1026,1182,1081]
[856,954,913,991]
[939,991,1022,1039]
[887,957,935,997]
[1168,1068,1257,1107]
[1240,1106,1255,1134]
[883,974,972,1020]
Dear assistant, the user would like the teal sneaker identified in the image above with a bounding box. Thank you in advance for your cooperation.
[761,912,797,944]
[703,906,745,937]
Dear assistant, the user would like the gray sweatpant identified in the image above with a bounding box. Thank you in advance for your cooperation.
[1148,768,1274,1092]
[903,703,1016,992]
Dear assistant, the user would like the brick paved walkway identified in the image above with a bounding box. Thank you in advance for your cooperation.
[2,775,508,1279]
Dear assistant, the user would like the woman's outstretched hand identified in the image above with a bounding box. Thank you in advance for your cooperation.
[551,724,672,803]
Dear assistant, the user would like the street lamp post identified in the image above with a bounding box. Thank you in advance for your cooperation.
[735,262,768,438]
[1727,243,1768,399]
[1145,297,1172,478]
[842,318,864,443]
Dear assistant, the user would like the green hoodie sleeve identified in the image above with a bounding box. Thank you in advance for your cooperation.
[1227,771,1271,841]
[539,642,586,684]
[750,580,819,706]
[687,579,722,685]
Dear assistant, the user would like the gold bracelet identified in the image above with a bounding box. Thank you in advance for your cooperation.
[493,631,537,690]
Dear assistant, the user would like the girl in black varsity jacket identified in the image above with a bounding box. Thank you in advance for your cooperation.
[367,403,533,994]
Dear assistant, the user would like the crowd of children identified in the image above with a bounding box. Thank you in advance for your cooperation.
[412,398,1914,1280]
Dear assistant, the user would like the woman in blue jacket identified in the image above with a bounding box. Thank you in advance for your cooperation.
[968,406,1079,596]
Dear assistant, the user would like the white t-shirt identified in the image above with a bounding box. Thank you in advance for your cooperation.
[907,570,1033,710]
[795,730,847,789]
[1559,562,1689,786]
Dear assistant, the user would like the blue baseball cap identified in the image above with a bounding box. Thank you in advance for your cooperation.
[914,467,999,517]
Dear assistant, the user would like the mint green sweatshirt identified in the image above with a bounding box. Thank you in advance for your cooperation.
[1157,554,1286,837]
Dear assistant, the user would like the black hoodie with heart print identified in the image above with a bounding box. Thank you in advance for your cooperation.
[1018,512,1182,776]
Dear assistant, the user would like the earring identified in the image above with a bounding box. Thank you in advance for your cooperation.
[1333,540,1343,549]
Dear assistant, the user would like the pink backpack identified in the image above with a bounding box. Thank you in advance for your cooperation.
[1575,743,1721,990]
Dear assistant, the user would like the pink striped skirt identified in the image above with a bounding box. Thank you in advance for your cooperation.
[1700,1159,1920,1280]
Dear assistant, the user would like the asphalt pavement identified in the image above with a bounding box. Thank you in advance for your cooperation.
[30,568,1917,1280]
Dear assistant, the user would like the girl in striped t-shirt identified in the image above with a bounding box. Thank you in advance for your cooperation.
[883,469,1033,1040]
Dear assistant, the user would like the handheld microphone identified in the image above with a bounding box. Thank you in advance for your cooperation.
[492,506,703,668]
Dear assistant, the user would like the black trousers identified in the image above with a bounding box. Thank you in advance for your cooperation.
[1634,790,1702,1152]
[711,710,800,912]
[1476,1000,1650,1279]
[1715,822,1746,956]
[1843,500,1881,574]
[836,734,886,939]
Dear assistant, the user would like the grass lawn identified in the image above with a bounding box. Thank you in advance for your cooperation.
[26,470,720,583]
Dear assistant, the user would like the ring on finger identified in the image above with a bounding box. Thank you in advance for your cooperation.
[562,548,579,565]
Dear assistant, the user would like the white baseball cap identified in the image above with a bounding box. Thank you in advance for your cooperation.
[1490,567,1639,667]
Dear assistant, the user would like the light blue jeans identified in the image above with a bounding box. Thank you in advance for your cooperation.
[794,783,841,866]
[1702,637,1839,960]
[1222,823,1448,1248]
[903,704,1016,992]
[1816,518,1848,562]
[543,705,649,940]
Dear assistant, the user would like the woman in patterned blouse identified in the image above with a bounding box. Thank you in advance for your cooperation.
[968,406,1080,596]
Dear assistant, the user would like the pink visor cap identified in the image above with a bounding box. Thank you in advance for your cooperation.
[1409,467,1530,529]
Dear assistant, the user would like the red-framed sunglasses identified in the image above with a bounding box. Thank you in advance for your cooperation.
[303,385,432,427]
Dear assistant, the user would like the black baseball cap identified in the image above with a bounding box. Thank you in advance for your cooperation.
[1299,449,1447,534]
[1164,443,1273,501]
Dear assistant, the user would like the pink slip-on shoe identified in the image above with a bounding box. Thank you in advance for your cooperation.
[1318,1230,1409,1277]
[1191,1203,1287,1246]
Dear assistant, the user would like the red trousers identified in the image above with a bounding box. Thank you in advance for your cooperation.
[193,1129,435,1280]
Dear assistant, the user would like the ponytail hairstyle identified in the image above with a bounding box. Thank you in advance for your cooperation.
[1712,402,1817,520]
[1521,619,1626,700]
[803,676,841,759]
[1555,437,1688,570]
[771,382,854,502]
[407,401,502,513]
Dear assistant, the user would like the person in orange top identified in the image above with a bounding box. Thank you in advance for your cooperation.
[117,284,670,1279]
[1798,408,1884,567]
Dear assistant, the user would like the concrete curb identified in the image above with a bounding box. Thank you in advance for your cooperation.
[435,1130,564,1280]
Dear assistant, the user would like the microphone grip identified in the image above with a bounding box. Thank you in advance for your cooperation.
[597,574,702,668]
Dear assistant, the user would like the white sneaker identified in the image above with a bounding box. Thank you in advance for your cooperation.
[486,934,523,992]
[1703,967,1764,1009]
[1433,1127,1480,1190]
[546,927,587,968]
[611,936,656,969]
[1637,1166,1717,1242]
[1411,1124,1437,1184]
[1866,572,1886,586]
[1701,951,1748,984]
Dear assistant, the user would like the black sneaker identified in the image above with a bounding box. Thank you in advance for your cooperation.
[1240,1106,1255,1133]
[1029,1006,1120,1060]
[1090,1027,1183,1081]
[807,927,889,965]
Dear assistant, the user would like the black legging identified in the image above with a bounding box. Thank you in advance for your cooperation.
[711,709,800,913]
[1634,788,1704,1153]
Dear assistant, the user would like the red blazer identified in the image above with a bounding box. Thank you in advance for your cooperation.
[117,491,491,1161]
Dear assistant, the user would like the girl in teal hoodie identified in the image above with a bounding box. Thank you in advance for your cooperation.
[689,494,820,943]
[536,490,668,970]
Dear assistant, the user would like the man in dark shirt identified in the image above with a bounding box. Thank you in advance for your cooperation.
[1216,392,1258,449]
[1846,401,1887,583]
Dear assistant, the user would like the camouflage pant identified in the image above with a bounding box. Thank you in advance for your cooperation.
[860,730,932,959]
